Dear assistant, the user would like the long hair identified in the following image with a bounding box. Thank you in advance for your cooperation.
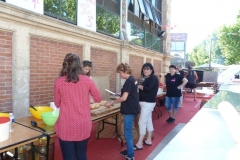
[83,60,92,76]
[60,53,84,83]
[141,63,155,77]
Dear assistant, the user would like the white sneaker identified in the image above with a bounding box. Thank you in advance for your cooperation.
[179,105,183,107]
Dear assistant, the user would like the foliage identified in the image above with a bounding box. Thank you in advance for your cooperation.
[44,0,77,21]
[188,31,225,66]
[218,11,240,65]
[129,23,144,46]
[96,6,120,36]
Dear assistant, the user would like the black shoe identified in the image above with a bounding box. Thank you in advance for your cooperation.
[134,145,143,150]
[126,156,134,160]
[166,117,171,123]
[168,118,175,124]
[120,150,127,157]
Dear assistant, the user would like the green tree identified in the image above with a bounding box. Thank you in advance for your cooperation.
[44,0,77,22]
[96,6,120,36]
[188,31,225,66]
[218,12,240,65]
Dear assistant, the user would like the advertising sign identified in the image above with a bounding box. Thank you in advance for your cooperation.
[171,33,187,41]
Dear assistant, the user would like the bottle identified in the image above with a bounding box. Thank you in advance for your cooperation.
[9,113,14,132]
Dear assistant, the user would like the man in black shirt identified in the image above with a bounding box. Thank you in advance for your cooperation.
[177,66,185,78]
[184,66,198,101]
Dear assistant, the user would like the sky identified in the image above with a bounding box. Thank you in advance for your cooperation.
[171,0,240,52]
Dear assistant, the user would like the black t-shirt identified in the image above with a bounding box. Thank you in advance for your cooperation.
[139,75,159,102]
[120,76,140,115]
[165,73,183,97]
[179,70,185,78]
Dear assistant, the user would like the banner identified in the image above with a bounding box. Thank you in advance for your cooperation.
[171,33,188,41]
[6,0,43,14]
[77,0,96,32]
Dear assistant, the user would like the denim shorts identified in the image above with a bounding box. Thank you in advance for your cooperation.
[165,96,181,111]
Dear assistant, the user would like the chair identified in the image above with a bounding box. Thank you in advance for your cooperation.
[154,95,166,119]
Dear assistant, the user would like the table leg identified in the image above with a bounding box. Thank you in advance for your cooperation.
[97,120,105,139]
[97,115,123,147]
[46,135,50,160]
[31,142,35,160]
[14,148,18,160]
[158,99,163,117]
[0,153,3,160]
[115,115,123,147]
[154,107,160,119]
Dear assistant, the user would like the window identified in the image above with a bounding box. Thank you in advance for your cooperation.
[152,34,160,51]
[134,0,140,17]
[144,1,154,20]
[145,31,153,48]
[128,22,144,46]
[44,0,77,24]
[96,5,120,38]
[171,42,185,51]
[151,0,156,7]
[152,8,161,25]
[128,0,134,13]
[156,0,162,12]
[138,0,147,15]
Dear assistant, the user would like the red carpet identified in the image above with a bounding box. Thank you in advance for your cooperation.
[54,93,213,160]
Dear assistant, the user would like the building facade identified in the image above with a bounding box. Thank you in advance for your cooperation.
[0,0,172,117]
[170,33,187,67]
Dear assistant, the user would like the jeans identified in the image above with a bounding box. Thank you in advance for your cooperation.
[124,114,135,158]
[59,138,88,160]
[139,102,156,135]
[165,96,181,111]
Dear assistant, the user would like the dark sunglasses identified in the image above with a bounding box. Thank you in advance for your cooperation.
[83,61,92,65]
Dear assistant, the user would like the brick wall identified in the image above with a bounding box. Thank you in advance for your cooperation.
[0,30,12,112]
[129,55,143,80]
[153,59,162,77]
[91,48,117,92]
[146,58,152,63]
[30,37,83,106]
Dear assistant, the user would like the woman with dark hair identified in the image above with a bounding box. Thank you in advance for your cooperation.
[104,63,140,160]
[54,53,102,160]
[165,65,188,124]
[134,63,159,150]
[83,60,92,77]
[83,60,94,103]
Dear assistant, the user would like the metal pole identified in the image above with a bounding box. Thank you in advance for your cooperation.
[119,0,123,40]
[209,38,212,70]
[184,40,186,68]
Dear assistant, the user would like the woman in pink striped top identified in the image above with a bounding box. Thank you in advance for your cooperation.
[54,53,102,160]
